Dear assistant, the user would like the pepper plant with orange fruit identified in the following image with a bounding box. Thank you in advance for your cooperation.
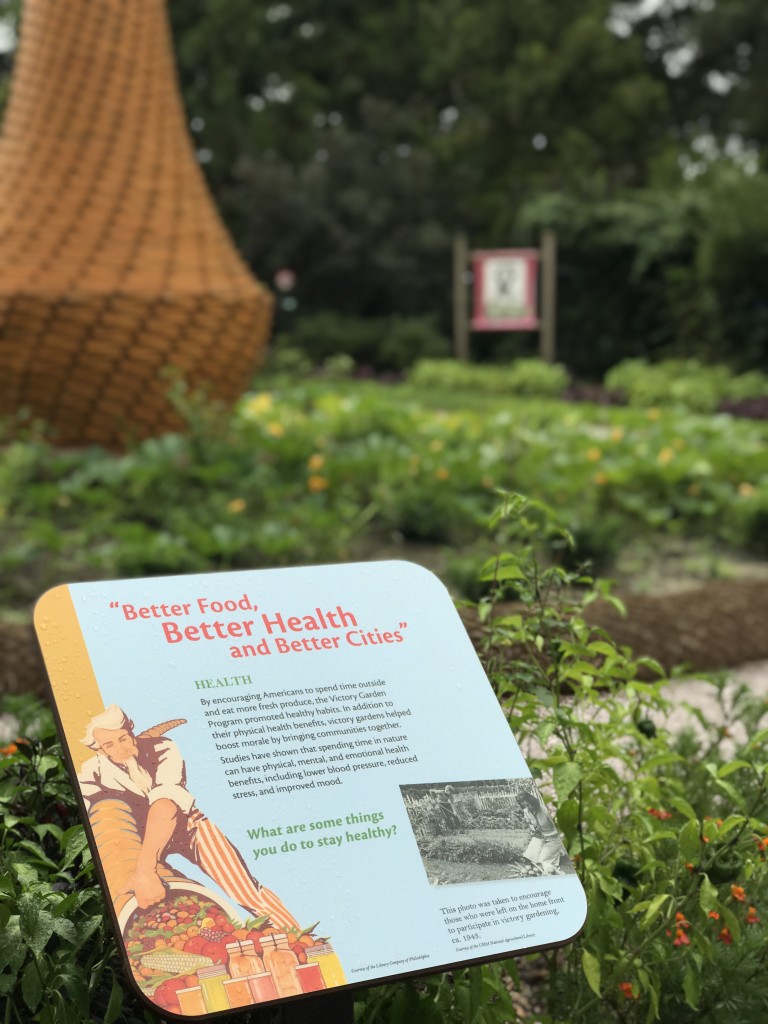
[360,496,768,1024]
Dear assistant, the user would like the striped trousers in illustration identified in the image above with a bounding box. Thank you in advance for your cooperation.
[168,809,300,932]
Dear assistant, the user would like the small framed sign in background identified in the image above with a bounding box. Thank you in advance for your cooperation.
[452,231,557,363]
[471,249,540,332]
[35,562,586,1019]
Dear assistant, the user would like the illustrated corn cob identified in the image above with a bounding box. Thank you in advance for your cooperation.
[140,950,213,975]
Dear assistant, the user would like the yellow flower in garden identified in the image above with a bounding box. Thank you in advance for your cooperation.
[738,482,756,498]
[247,392,273,413]
[593,472,608,486]
[610,426,624,442]
[435,467,450,481]
[647,407,661,421]
[308,474,329,492]
[672,437,685,451]
[657,447,674,465]
[307,452,325,471]
[227,498,246,515]
[266,421,285,438]
[429,438,444,453]
[586,446,602,462]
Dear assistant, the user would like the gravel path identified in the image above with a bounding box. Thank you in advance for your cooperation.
[663,659,768,733]
[660,659,768,750]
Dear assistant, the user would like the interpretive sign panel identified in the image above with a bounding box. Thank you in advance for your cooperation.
[35,562,586,1019]
[471,248,539,331]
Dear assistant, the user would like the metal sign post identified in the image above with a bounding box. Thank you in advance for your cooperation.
[452,233,470,362]
[453,236,557,363]
[539,230,558,365]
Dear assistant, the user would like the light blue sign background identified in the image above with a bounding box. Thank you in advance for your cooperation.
[66,561,586,982]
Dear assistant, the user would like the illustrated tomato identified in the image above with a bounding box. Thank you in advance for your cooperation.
[201,940,228,964]
[154,978,187,1007]
[291,942,308,964]
[183,935,207,955]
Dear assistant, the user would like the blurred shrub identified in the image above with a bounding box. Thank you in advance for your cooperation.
[697,172,768,372]
[320,353,357,380]
[605,358,768,413]
[280,311,449,372]
[408,358,569,397]
[520,175,768,378]
[723,369,768,402]
[263,343,313,379]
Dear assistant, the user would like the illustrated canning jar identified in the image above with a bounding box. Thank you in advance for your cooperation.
[296,962,325,992]
[223,977,252,1008]
[177,986,206,1016]
[197,964,230,1011]
[225,939,265,979]
[305,942,346,987]
[260,933,302,997]
[247,971,279,1003]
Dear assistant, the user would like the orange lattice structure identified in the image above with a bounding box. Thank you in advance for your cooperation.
[0,0,273,447]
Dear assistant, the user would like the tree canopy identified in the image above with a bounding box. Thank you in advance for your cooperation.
[1,0,765,371]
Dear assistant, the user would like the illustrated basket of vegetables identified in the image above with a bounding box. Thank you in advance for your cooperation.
[118,879,246,1002]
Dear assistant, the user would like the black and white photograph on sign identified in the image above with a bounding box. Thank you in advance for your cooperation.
[400,778,576,886]
[483,256,526,319]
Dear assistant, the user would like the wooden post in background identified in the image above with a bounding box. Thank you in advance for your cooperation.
[539,229,557,364]
[452,232,470,361]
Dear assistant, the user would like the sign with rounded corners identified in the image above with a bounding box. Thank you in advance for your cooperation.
[471,248,540,331]
[35,561,586,1019]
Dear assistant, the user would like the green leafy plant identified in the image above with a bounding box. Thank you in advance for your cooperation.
[408,358,569,398]
[0,714,134,1023]
[458,495,768,1023]
[2,377,767,612]
[605,358,768,414]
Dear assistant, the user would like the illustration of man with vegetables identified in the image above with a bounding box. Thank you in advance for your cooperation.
[77,704,299,932]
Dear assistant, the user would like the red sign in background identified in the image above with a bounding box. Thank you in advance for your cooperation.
[471,249,540,332]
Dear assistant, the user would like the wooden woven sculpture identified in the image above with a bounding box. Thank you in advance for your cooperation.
[0,0,273,447]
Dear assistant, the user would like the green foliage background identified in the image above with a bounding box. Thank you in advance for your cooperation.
[1,0,766,372]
